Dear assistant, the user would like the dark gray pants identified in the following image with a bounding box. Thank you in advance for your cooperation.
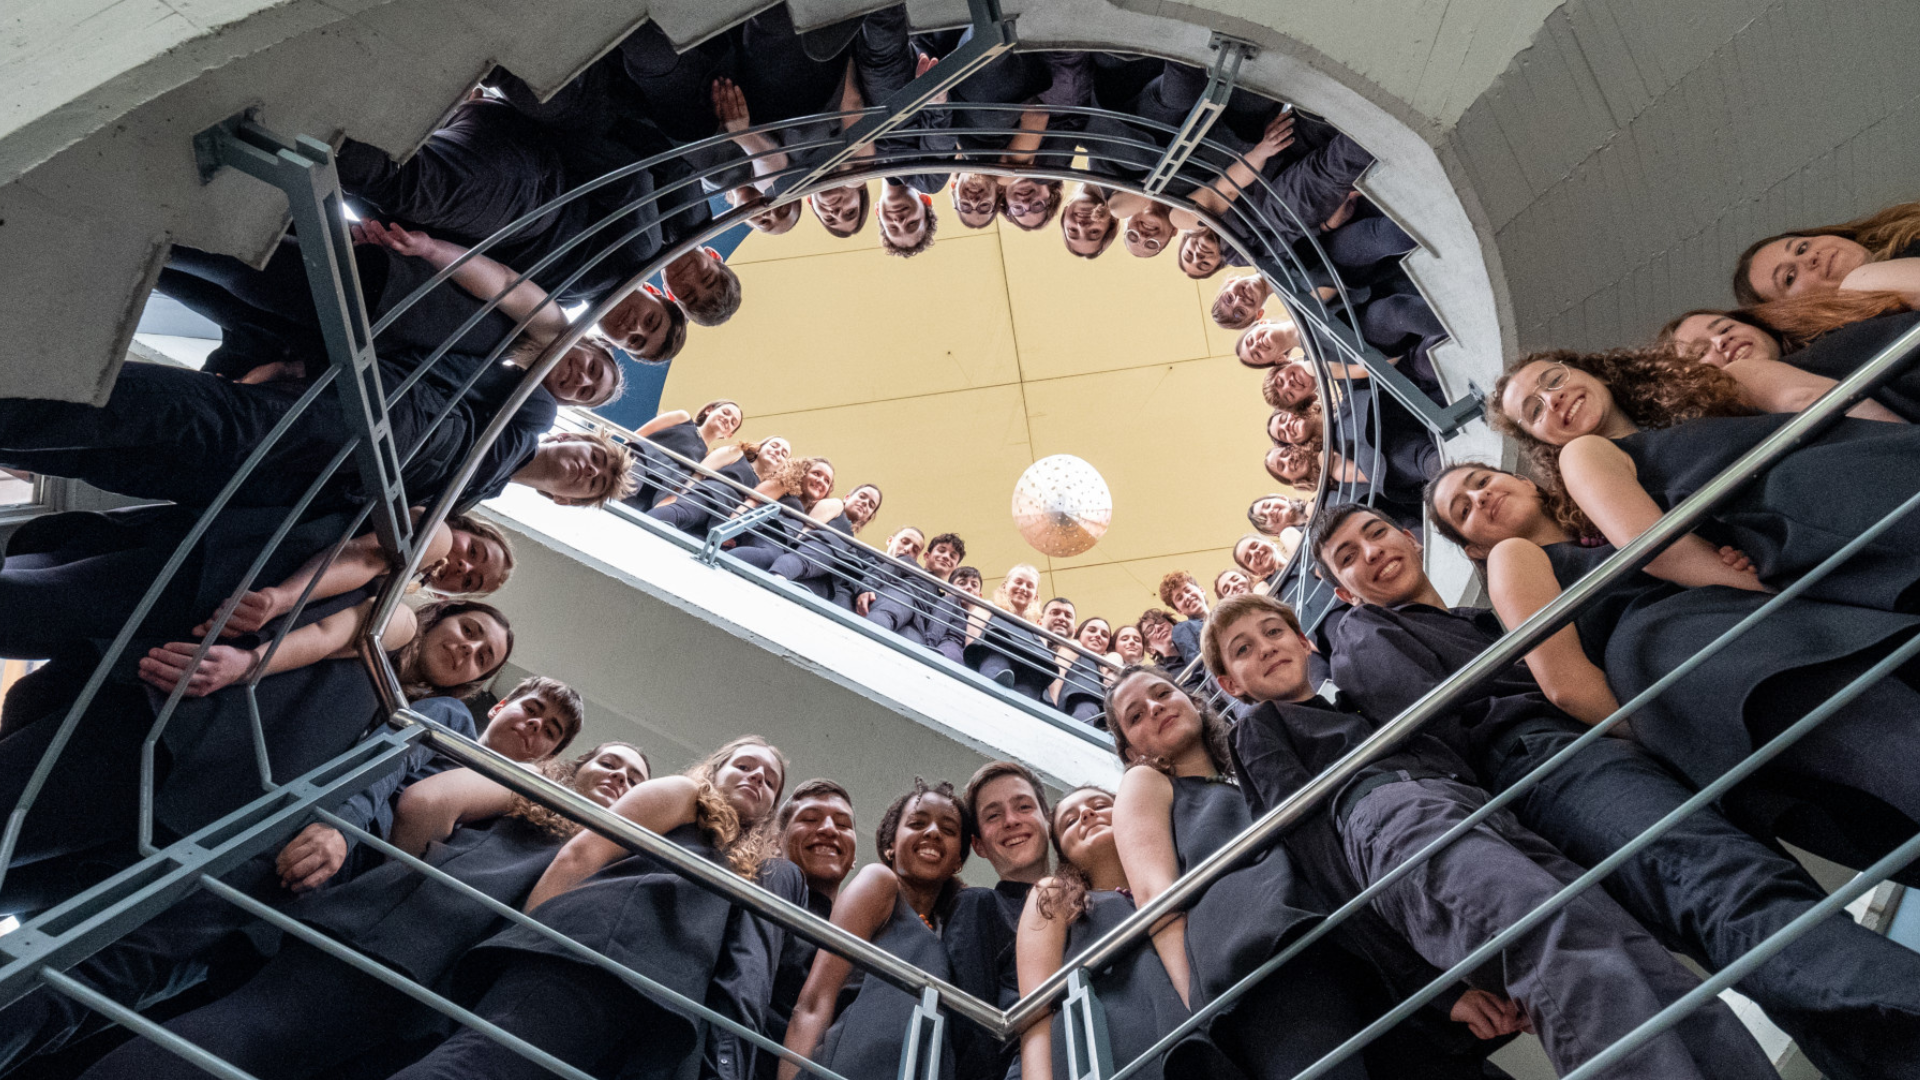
[1344,777,1774,1080]
[1496,725,1920,1080]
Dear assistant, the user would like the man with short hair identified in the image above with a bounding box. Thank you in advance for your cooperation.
[494,431,639,511]
[920,534,971,663]
[876,178,938,257]
[1157,570,1211,684]
[948,761,1052,1080]
[661,246,743,327]
[767,780,857,1072]
[1205,591,1771,1078]
[855,526,929,644]
[1312,502,1920,1076]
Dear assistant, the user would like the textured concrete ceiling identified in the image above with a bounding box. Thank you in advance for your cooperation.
[660,180,1282,626]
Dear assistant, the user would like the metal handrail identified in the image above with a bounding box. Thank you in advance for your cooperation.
[1009,316,1920,1029]
[565,407,1126,675]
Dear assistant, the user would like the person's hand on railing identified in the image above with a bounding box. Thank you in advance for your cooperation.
[1449,988,1533,1040]
[137,641,262,698]
[1718,546,1754,573]
[275,823,349,893]
[194,586,290,639]
[915,52,948,105]
[352,219,436,259]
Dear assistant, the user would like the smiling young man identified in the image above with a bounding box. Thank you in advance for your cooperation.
[1203,590,1770,1079]
[1313,500,1920,1076]
[947,761,1053,1080]
[919,533,970,664]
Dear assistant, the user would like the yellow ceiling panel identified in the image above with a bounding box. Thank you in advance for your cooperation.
[1021,358,1274,566]
[1048,548,1244,631]
[668,231,1020,413]
[996,217,1215,381]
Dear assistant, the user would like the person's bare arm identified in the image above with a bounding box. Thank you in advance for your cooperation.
[141,598,408,699]
[808,496,846,523]
[636,410,692,438]
[1112,766,1192,1007]
[713,77,789,182]
[197,514,447,638]
[1487,539,1622,725]
[1559,436,1767,591]
[389,767,517,857]
[1189,113,1294,216]
[778,864,903,1080]
[1106,191,1152,218]
[1015,882,1072,1080]
[1727,357,1907,423]
[999,109,1052,164]
[356,220,568,341]
[525,776,701,910]
[1840,257,1920,307]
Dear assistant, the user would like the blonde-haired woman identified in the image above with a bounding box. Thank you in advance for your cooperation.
[968,564,1056,701]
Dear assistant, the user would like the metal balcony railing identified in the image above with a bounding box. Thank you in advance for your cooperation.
[6,8,1913,1080]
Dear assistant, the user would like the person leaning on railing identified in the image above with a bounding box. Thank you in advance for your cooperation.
[780,778,969,1080]
[1205,590,1773,1078]
[0,672,589,1078]
[1317,498,1920,1079]
[650,435,789,536]
[624,399,744,512]
[388,736,793,1080]
[66,742,648,1080]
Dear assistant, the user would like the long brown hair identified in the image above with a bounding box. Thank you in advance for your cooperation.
[1489,347,1750,536]
[1102,666,1236,778]
[1037,785,1116,923]
[1657,292,1913,356]
[685,735,789,878]
[393,600,514,702]
[508,740,650,838]
[1733,201,1920,305]
[1422,461,1582,551]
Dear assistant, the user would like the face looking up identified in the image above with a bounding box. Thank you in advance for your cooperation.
[575,745,650,807]
[1319,511,1426,607]
[1178,229,1223,278]
[1429,466,1544,558]
[1212,609,1315,704]
[1746,234,1870,302]
[1041,599,1076,637]
[1213,274,1267,327]
[1235,536,1283,578]
[754,438,792,478]
[810,183,866,237]
[1238,320,1303,368]
[888,792,966,885]
[663,248,727,310]
[1108,670,1201,765]
[1061,191,1114,256]
[971,773,1049,879]
[482,691,569,762]
[1005,569,1038,612]
[716,743,785,826]
[1052,788,1115,870]
[1268,408,1322,446]
[888,528,925,563]
[1077,619,1112,654]
[1497,360,1615,447]
[418,610,510,689]
[801,460,836,503]
[1669,313,1782,369]
[1214,569,1251,599]
[1169,582,1208,619]
[1123,204,1175,258]
[543,343,618,407]
[1004,179,1054,230]
[924,542,960,579]
[1111,625,1146,664]
[598,288,673,360]
[1251,495,1305,535]
[700,402,743,441]
[844,484,882,528]
[427,528,508,595]
[534,434,621,506]
[951,174,1000,229]
[877,181,931,251]
[1265,444,1318,485]
[782,793,857,893]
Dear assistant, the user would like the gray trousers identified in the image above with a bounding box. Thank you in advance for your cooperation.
[1343,777,1774,1080]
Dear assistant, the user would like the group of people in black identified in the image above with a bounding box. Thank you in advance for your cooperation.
[5,0,1920,1068]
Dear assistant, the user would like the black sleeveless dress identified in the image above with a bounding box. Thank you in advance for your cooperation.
[291,814,563,993]
[455,822,744,1072]
[1542,540,1920,786]
[1049,891,1196,1080]
[1612,412,1920,611]
[1781,310,1920,422]
[813,892,957,1080]
[627,420,709,511]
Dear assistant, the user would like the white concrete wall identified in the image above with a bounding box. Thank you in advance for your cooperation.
[476,486,1122,846]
